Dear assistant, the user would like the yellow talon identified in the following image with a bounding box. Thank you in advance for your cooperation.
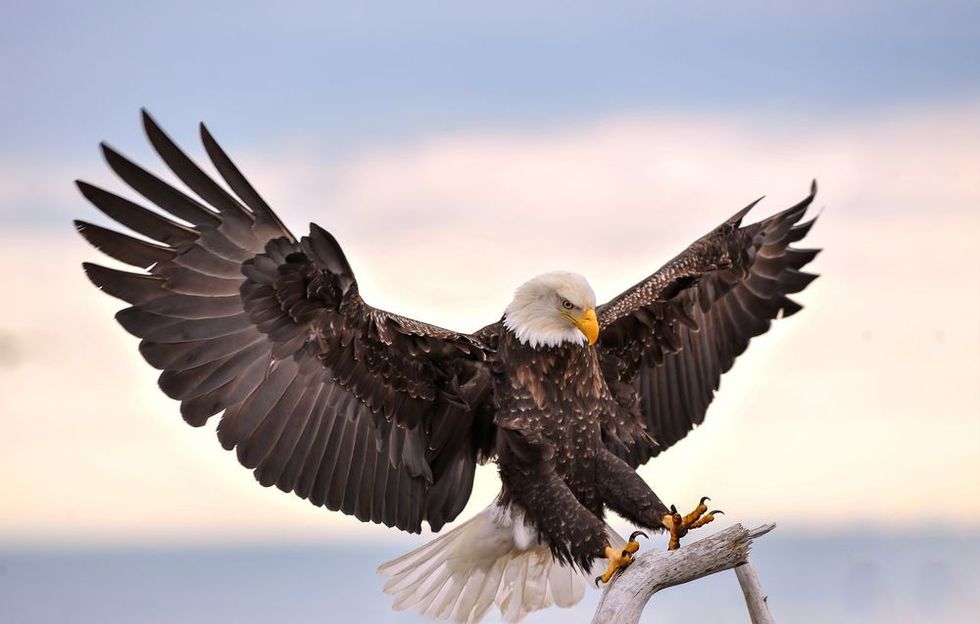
[682,496,710,526]
[662,497,723,551]
[594,531,647,586]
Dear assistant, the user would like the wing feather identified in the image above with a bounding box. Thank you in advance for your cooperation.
[598,183,820,465]
[74,221,176,268]
[141,110,254,226]
[77,181,198,248]
[200,122,294,241]
[101,143,221,229]
[78,113,494,533]
[139,330,263,369]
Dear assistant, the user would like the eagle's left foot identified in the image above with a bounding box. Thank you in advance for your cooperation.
[662,497,723,550]
[594,530,647,586]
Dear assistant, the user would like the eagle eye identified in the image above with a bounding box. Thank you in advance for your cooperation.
[560,298,574,310]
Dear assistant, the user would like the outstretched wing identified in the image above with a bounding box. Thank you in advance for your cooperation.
[596,184,820,466]
[76,111,495,533]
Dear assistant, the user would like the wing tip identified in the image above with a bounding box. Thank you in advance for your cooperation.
[75,179,105,208]
[99,141,126,167]
[729,195,765,226]
[74,179,98,203]
[777,297,805,318]
[140,108,165,142]
[79,261,105,289]
[794,178,818,214]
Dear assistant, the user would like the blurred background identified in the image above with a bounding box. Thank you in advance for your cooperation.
[1,1,978,622]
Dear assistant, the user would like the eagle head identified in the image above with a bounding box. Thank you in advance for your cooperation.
[503,271,599,348]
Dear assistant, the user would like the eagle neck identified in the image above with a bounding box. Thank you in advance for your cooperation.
[498,327,604,395]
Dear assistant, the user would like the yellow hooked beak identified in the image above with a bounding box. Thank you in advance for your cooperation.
[573,308,599,346]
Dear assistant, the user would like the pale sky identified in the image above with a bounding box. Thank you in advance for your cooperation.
[1,1,979,548]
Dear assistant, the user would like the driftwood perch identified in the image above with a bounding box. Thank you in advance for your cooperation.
[592,523,776,624]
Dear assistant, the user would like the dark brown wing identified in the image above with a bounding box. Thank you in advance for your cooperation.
[596,183,820,467]
[76,111,495,533]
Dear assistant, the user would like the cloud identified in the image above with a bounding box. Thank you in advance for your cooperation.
[1,101,978,546]
[236,100,980,328]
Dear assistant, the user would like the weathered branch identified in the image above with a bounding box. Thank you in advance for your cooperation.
[592,523,776,624]
[735,558,775,624]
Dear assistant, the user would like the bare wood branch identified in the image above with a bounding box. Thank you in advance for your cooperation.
[735,560,775,624]
[591,523,776,624]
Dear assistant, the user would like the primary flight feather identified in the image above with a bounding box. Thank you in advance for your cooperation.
[76,111,819,622]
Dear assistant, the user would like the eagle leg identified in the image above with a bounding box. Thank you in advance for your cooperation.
[662,497,723,550]
[594,531,647,586]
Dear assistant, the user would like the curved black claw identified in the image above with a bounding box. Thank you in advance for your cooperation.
[594,575,602,587]
[709,509,724,516]
[700,496,711,505]
[628,530,648,542]
[669,504,678,514]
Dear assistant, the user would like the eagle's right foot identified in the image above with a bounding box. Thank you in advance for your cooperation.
[594,531,647,586]
[662,497,723,550]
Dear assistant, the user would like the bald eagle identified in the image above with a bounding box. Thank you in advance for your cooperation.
[76,112,819,623]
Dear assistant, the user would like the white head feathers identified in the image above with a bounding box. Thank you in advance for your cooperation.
[503,271,597,349]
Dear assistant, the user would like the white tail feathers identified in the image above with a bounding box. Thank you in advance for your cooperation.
[378,502,624,623]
